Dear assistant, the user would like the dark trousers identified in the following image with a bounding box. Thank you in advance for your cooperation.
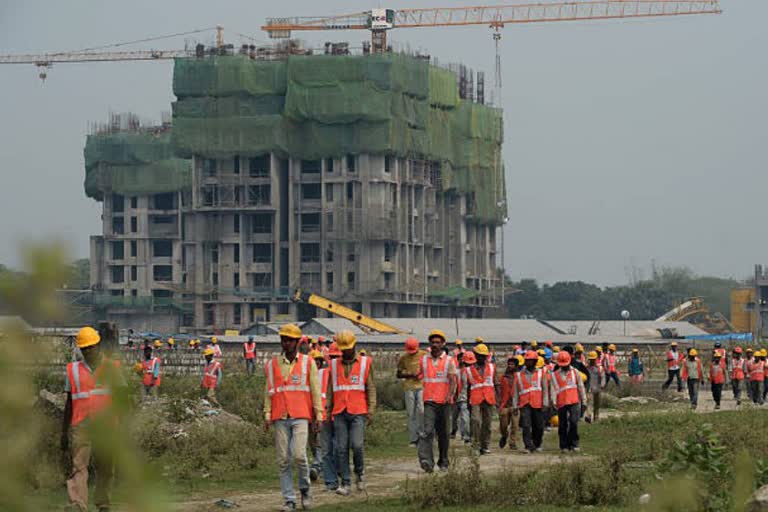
[750,381,764,405]
[519,405,544,451]
[418,402,450,470]
[663,369,682,392]
[604,372,620,388]
[732,379,742,402]
[711,382,723,406]
[557,404,580,450]
[687,379,700,408]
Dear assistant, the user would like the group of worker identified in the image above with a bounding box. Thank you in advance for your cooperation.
[662,340,768,409]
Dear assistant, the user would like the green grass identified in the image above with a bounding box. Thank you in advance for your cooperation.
[314,499,624,511]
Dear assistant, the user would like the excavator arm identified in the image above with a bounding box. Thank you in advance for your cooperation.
[292,289,405,334]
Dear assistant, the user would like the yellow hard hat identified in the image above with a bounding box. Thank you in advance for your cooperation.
[154,340,162,348]
[211,337,218,344]
[278,323,302,339]
[515,355,525,366]
[553,346,561,353]
[203,347,215,356]
[475,337,484,343]
[189,339,195,346]
[359,349,367,356]
[689,349,698,356]
[536,357,545,369]
[168,338,175,345]
[473,343,490,356]
[761,349,767,357]
[632,348,639,353]
[596,346,603,352]
[550,415,559,427]
[132,362,143,375]
[579,371,588,383]
[530,340,538,348]
[608,344,617,351]
[310,349,324,360]
[455,339,463,346]
[588,351,598,360]
[575,343,584,352]
[76,326,100,349]
[537,349,545,356]
[429,329,447,341]
[335,330,357,350]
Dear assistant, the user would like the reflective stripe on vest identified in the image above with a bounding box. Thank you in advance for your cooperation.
[552,368,580,408]
[605,354,617,373]
[515,369,543,409]
[244,342,256,359]
[732,358,745,380]
[667,351,680,370]
[331,356,370,416]
[749,361,765,381]
[202,361,221,388]
[266,354,313,421]
[710,364,725,384]
[267,355,310,395]
[465,363,495,406]
[67,360,115,426]
[422,354,450,404]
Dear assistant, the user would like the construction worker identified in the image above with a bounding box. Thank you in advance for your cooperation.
[708,350,726,410]
[327,330,375,495]
[208,337,222,359]
[550,351,586,452]
[662,341,683,392]
[62,327,124,512]
[453,351,472,443]
[396,336,425,447]
[748,349,765,405]
[745,348,755,402]
[298,336,311,355]
[764,350,768,402]
[309,350,330,488]
[682,348,704,410]
[417,329,457,472]
[586,351,603,422]
[452,339,465,359]
[320,344,340,491]
[513,350,547,453]
[465,343,495,454]
[263,324,322,512]
[243,336,257,376]
[153,339,162,350]
[602,344,620,389]
[141,344,161,397]
[498,355,521,450]
[731,346,745,405]
[628,348,645,385]
[167,337,176,350]
[574,343,586,366]
[713,341,727,369]
[201,347,222,407]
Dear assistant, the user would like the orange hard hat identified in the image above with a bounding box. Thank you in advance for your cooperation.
[545,340,553,348]
[734,346,743,354]
[557,351,572,367]
[462,352,477,365]
[328,342,342,357]
[524,350,539,361]
[405,337,419,354]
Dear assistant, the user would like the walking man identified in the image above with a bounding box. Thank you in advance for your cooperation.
[498,355,521,450]
[731,346,745,405]
[602,344,620,389]
[628,348,645,385]
[513,350,547,453]
[708,350,725,410]
[586,351,603,422]
[327,330,376,496]
[550,351,587,452]
[748,349,765,405]
[319,343,342,491]
[465,343,496,454]
[62,327,125,512]
[396,337,425,447]
[662,342,683,392]
[682,348,704,410]
[454,351,472,443]
[263,324,323,511]
[201,347,222,407]
[418,329,458,472]
[141,344,161,397]
[243,336,257,376]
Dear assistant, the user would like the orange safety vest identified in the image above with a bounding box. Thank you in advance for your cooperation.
[731,358,745,380]
[604,353,617,373]
[709,363,725,384]
[66,359,120,426]
[202,361,221,389]
[266,354,313,421]
[319,367,330,412]
[515,369,544,409]
[331,356,371,417]
[748,360,765,382]
[421,353,452,404]
[666,350,681,370]
[552,368,581,409]
[244,342,256,359]
[465,363,496,406]
[142,357,161,387]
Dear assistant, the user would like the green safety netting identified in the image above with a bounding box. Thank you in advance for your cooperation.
[171,53,506,224]
[84,131,191,201]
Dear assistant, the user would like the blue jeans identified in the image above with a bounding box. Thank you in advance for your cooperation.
[273,419,310,503]
[334,412,366,486]
[404,389,424,444]
[320,421,337,489]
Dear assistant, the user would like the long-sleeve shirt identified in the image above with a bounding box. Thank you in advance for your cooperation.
[498,373,515,409]
[511,368,550,410]
[263,354,323,422]
[548,368,587,408]
[628,357,644,376]
[587,365,603,393]
[682,358,703,381]
[325,354,377,417]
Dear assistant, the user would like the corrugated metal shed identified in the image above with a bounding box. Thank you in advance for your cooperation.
[545,320,708,338]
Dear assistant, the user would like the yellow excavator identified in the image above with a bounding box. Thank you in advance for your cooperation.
[292,289,406,334]
[655,297,736,334]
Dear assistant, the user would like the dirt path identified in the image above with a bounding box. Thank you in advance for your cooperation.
[175,437,568,511]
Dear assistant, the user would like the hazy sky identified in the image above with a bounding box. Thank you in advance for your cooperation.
[0,1,765,286]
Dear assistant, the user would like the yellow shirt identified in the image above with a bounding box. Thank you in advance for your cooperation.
[398,350,427,391]
[263,353,323,422]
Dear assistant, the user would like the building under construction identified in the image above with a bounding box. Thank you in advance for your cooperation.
[87,45,507,332]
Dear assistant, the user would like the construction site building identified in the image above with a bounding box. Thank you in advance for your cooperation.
[86,47,507,332]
